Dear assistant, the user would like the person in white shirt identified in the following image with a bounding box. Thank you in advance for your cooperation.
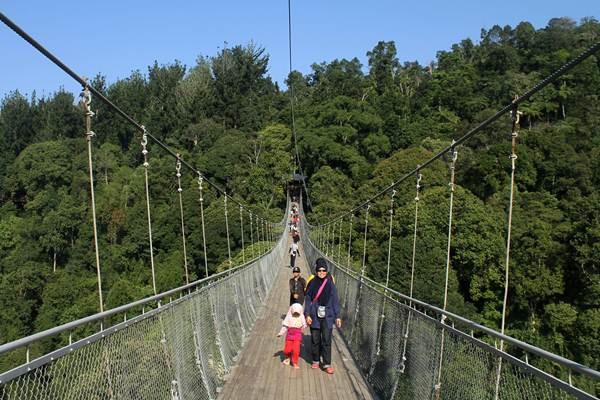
[289,242,300,268]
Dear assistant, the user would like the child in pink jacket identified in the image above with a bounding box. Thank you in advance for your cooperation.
[277,302,307,368]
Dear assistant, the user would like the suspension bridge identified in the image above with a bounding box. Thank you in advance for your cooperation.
[1,10,600,400]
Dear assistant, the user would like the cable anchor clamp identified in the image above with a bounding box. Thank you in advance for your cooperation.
[79,84,94,115]
[176,153,182,174]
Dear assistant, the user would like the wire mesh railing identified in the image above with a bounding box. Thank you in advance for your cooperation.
[301,227,599,400]
[0,233,285,400]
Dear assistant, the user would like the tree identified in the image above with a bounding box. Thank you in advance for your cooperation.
[211,43,276,130]
[0,91,36,185]
[145,61,187,141]
[367,41,400,95]
[36,90,81,141]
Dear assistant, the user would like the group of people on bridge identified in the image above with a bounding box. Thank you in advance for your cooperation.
[278,202,342,374]
[288,203,301,268]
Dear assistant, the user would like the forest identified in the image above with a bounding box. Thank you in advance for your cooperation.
[0,16,598,389]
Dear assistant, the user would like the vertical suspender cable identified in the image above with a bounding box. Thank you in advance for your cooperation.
[327,223,333,256]
[254,214,261,250]
[346,214,354,269]
[256,215,261,254]
[334,220,339,262]
[343,214,353,308]
[318,225,322,250]
[360,204,371,279]
[261,218,266,254]
[176,154,190,285]
[350,204,371,344]
[249,211,255,259]
[317,225,322,250]
[435,146,458,400]
[81,87,104,313]
[371,190,396,377]
[494,106,522,400]
[259,218,265,254]
[324,223,329,255]
[265,220,269,246]
[400,172,422,374]
[197,174,209,278]
[337,218,343,264]
[224,195,232,268]
[384,191,396,289]
[331,222,335,257]
[239,206,246,263]
[328,221,333,259]
[141,129,158,296]
[287,0,313,211]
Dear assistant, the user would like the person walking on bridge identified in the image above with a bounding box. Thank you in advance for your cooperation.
[277,302,307,369]
[304,258,341,374]
[289,241,300,268]
[289,266,306,305]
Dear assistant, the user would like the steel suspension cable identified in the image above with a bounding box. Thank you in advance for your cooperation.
[81,87,104,313]
[494,106,522,400]
[435,147,458,400]
[197,175,209,278]
[175,154,190,285]
[141,131,158,296]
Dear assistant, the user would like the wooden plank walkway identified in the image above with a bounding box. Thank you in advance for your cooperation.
[218,239,376,400]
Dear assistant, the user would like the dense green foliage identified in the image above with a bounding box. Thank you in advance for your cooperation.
[0,17,598,390]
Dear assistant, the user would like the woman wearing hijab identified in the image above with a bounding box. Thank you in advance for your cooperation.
[304,258,342,374]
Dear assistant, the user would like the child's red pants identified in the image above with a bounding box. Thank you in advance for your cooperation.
[284,339,301,366]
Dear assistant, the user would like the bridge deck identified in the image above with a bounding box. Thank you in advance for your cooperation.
[218,240,375,400]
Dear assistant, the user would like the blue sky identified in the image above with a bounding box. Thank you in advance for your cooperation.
[0,1,596,99]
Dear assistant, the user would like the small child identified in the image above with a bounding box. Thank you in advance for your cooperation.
[277,302,307,368]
